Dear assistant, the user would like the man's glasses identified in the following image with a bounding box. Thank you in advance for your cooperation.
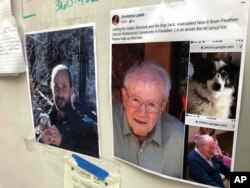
[124,88,164,113]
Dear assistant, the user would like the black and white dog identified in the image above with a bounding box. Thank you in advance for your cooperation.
[187,58,237,118]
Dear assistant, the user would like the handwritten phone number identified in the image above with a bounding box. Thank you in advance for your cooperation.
[56,0,98,11]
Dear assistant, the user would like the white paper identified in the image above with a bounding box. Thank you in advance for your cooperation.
[64,157,120,188]
[0,17,26,74]
[0,0,11,19]
[111,0,248,187]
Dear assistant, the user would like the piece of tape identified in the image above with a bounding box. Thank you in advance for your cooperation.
[72,154,109,181]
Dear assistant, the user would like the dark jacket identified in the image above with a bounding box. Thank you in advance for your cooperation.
[49,105,99,158]
[187,150,230,187]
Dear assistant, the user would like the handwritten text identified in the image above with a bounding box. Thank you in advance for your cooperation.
[56,0,98,11]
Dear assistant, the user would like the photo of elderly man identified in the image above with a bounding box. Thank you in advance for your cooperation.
[112,41,189,178]
[113,62,184,178]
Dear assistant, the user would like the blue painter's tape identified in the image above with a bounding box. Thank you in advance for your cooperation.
[72,154,109,181]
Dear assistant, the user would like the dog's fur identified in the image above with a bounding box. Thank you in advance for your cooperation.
[187,58,237,118]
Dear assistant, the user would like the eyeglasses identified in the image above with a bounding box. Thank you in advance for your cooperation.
[124,88,164,113]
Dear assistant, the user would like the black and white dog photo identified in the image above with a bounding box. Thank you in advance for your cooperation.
[187,53,239,118]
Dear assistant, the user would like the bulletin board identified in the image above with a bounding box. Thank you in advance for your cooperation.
[1,0,250,188]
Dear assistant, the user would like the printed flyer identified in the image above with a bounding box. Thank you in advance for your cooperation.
[111,0,248,187]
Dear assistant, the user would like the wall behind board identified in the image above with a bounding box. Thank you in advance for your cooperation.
[0,0,249,187]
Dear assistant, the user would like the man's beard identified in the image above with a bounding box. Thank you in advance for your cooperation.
[55,97,71,112]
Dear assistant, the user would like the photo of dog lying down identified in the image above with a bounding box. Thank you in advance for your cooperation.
[187,53,240,119]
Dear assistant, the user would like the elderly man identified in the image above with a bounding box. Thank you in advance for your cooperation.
[113,62,185,178]
[187,134,230,187]
[38,64,99,157]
